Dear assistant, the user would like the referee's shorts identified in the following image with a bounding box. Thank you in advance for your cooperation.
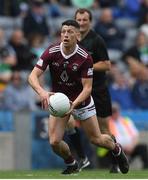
[92,86,112,118]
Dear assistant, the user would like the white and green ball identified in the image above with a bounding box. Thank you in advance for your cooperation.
[48,92,70,117]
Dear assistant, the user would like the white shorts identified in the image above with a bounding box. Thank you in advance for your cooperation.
[72,97,96,121]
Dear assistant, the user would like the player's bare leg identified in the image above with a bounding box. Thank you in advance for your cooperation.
[48,115,79,174]
[66,117,90,171]
[98,116,119,173]
[98,117,110,134]
[80,115,129,174]
[81,116,114,149]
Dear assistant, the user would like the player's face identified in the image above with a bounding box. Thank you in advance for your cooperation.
[61,25,79,47]
[75,12,91,34]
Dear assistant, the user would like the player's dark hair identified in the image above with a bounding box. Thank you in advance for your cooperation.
[74,8,92,22]
[62,19,80,29]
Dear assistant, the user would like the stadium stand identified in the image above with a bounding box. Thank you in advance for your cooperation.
[0,0,147,171]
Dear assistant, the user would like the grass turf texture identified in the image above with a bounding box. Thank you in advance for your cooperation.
[0,169,148,179]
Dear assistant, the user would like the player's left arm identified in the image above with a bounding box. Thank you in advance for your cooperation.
[71,53,93,109]
[72,78,92,109]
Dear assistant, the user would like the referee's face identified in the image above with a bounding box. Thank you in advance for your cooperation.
[75,12,91,34]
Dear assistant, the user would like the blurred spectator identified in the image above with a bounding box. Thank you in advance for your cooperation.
[97,102,148,171]
[3,70,38,111]
[122,31,148,78]
[0,0,20,17]
[113,0,140,21]
[0,36,11,111]
[138,0,148,38]
[48,0,62,18]
[9,29,36,71]
[139,24,148,38]
[138,0,148,26]
[109,69,137,110]
[109,103,148,169]
[98,0,118,8]
[22,0,49,40]
[28,33,46,60]
[123,31,148,66]
[19,1,29,18]
[0,28,17,87]
[131,70,148,110]
[94,8,125,51]
[59,0,72,6]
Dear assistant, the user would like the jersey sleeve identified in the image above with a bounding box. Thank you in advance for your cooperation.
[81,54,93,78]
[35,47,51,71]
[95,36,109,60]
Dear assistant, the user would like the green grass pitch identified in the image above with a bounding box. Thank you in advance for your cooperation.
[0,169,148,179]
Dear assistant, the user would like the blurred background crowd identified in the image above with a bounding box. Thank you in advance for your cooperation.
[0,0,148,170]
[0,0,148,111]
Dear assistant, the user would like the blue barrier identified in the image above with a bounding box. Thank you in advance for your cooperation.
[122,111,148,131]
[0,110,147,169]
[0,111,14,131]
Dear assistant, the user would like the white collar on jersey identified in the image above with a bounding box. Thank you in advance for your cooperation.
[60,42,78,59]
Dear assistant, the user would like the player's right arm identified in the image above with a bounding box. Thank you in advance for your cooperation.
[28,67,51,110]
[28,45,55,109]
[28,67,45,95]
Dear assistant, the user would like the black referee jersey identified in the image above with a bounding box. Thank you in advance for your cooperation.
[79,29,110,87]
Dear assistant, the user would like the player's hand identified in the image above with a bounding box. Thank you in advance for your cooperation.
[39,91,54,110]
[64,101,74,115]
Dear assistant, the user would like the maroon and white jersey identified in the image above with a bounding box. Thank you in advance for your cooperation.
[36,42,93,108]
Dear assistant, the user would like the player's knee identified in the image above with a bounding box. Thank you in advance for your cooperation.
[49,138,60,147]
